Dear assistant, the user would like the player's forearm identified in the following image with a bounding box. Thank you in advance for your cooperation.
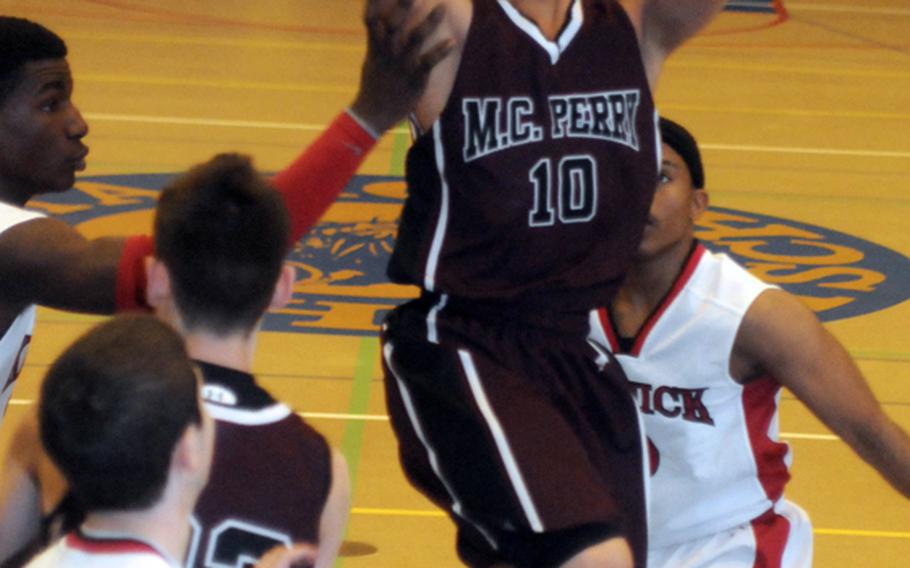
[642,0,725,52]
[271,111,377,243]
[843,416,910,499]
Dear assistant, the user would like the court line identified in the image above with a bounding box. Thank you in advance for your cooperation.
[340,338,380,493]
[80,74,353,94]
[67,32,362,51]
[348,508,910,540]
[82,0,362,36]
[663,103,910,122]
[8,399,844,440]
[700,143,910,160]
[13,398,845,441]
[786,3,910,17]
[82,113,910,160]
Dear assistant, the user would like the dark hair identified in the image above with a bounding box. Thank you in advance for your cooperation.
[154,153,291,335]
[659,117,704,189]
[0,17,67,104]
[39,315,201,512]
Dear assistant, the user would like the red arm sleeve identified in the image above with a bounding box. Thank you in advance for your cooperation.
[115,234,154,312]
[272,110,379,243]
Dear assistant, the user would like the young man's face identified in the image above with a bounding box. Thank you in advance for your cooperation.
[0,58,88,204]
[636,143,704,260]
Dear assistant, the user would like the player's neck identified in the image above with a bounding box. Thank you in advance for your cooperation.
[510,0,575,40]
[0,180,32,207]
[184,329,256,374]
[81,505,190,566]
[622,237,695,310]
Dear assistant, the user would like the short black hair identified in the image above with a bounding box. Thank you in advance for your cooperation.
[659,117,704,189]
[154,153,291,335]
[0,17,67,104]
[40,315,201,512]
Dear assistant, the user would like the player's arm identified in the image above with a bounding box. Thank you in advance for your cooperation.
[620,0,726,87]
[314,449,351,568]
[733,289,910,499]
[0,217,126,314]
[273,0,455,241]
[0,411,44,562]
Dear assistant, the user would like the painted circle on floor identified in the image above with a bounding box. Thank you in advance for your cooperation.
[29,173,910,335]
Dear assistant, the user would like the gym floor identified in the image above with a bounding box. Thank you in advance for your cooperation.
[1,1,907,566]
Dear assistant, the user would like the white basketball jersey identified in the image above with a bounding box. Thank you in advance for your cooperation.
[0,202,44,420]
[590,243,794,548]
[26,531,175,568]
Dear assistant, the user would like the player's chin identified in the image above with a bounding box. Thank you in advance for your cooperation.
[50,170,78,193]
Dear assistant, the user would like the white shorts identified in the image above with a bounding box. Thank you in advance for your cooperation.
[648,500,813,568]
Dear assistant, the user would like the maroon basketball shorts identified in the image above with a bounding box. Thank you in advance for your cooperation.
[381,295,647,567]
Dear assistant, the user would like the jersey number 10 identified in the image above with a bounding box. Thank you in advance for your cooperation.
[528,154,598,227]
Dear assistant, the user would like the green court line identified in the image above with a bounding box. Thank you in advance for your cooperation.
[336,337,379,568]
[389,123,410,176]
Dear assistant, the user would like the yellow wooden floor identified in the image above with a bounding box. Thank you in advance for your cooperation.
[1,1,908,566]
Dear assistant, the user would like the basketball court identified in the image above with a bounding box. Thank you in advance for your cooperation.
[0,1,908,566]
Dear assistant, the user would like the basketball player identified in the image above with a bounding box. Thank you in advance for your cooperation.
[0,1,452,420]
[0,155,354,567]
[25,315,317,568]
[148,153,350,568]
[590,117,910,567]
[379,1,725,566]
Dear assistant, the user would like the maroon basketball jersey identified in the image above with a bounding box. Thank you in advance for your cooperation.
[388,0,658,312]
[186,362,331,568]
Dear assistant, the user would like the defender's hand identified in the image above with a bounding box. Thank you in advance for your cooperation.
[351,0,454,134]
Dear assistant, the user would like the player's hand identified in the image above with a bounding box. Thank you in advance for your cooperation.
[351,0,454,134]
[254,544,318,568]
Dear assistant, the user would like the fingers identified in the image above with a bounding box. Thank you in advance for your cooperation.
[367,0,448,59]
[401,3,447,57]
[365,0,418,54]
[255,544,319,568]
[417,37,455,75]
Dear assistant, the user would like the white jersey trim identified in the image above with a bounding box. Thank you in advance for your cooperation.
[204,401,291,426]
[423,122,451,292]
[496,0,583,65]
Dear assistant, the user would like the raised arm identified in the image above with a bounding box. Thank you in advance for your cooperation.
[733,289,910,499]
[620,0,726,88]
[272,0,454,242]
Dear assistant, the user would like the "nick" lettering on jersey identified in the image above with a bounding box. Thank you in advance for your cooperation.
[462,90,641,162]
[629,381,715,426]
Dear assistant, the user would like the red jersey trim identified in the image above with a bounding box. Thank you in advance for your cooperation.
[66,530,163,558]
[629,243,706,356]
[742,374,791,504]
[750,507,792,568]
[596,243,707,355]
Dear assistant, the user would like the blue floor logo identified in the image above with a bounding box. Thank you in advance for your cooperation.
[29,173,910,335]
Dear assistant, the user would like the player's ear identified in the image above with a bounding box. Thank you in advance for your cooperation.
[268,264,296,310]
[145,257,173,308]
[691,188,709,221]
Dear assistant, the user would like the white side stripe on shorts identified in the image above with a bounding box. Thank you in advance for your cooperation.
[427,293,448,345]
[458,349,545,532]
[382,342,498,549]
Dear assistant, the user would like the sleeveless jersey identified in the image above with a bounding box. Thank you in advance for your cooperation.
[26,530,175,568]
[388,0,659,312]
[186,362,331,568]
[0,202,44,420]
[589,243,794,548]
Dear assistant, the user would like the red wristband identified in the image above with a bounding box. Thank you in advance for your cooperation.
[115,235,154,312]
[272,111,378,243]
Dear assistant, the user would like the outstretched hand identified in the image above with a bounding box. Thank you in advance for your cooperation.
[351,0,454,135]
